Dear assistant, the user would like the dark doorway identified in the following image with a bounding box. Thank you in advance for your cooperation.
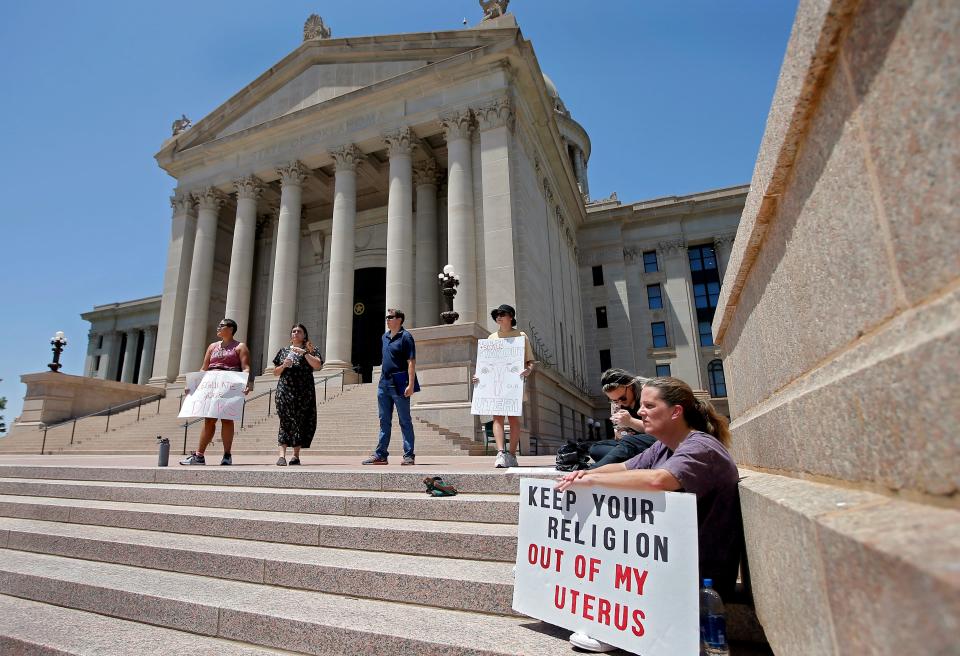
[351,267,386,382]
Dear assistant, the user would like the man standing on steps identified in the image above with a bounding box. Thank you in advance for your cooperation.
[362,308,417,466]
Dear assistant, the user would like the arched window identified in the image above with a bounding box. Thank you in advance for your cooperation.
[708,359,727,398]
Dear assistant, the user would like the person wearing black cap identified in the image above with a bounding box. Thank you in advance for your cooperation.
[473,304,536,468]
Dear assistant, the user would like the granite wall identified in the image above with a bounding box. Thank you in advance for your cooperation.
[712,0,959,653]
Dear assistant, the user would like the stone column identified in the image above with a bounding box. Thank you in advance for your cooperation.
[477,98,517,317]
[266,161,308,366]
[84,333,99,378]
[179,187,224,375]
[442,110,478,323]
[138,326,157,385]
[413,159,440,326]
[714,233,736,282]
[224,175,262,342]
[150,193,197,384]
[573,147,589,199]
[659,239,704,389]
[385,128,415,321]
[323,145,361,372]
[120,329,140,383]
[99,331,120,380]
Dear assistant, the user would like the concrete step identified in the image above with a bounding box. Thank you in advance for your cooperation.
[0,549,576,656]
[0,594,298,655]
[0,517,517,615]
[0,478,520,523]
[0,495,518,561]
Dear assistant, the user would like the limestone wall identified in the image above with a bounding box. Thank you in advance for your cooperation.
[713,0,959,653]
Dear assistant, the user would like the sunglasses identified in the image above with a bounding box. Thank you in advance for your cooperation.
[611,392,629,405]
[385,315,398,320]
[494,311,511,318]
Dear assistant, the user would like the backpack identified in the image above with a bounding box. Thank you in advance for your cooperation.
[555,440,591,471]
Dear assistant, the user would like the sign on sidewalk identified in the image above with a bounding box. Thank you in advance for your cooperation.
[513,478,699,655]
[471,337,525,417]
[177,370,248,420]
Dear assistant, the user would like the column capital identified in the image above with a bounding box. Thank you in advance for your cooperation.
[233,174,264,200]
[412,159,439,187]
[330,145,363,172]
[169,192,196,216]
[276,160,309,187]
[384,127,415,157]
[193,187,225,211]
[657,238,687,255]
[714,232,737,247]
[476,97,514,131]
[441,110,475,140]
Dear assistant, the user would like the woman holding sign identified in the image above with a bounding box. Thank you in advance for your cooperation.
[473,304,535,468]
[272,323,323,465]
[557,377,742,652]
[180,318,252,466]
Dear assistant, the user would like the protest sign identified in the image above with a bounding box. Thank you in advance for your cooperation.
[513,478,699,655]
[471,337,525,416]
[177,370,248,420]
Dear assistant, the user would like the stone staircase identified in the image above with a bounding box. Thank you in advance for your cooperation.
[0,382,485,457]
[0,464,768,655]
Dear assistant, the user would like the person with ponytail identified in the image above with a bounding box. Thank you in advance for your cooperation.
[558,376,742,652]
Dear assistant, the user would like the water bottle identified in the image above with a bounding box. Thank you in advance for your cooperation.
[699,578,730,655]
[157,436,170,467]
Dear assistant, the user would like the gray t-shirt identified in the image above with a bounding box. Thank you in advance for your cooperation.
[624,431,742,597]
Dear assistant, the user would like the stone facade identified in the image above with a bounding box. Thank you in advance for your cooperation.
[80,296,160,386]
[578,187,743,407]
[713,0,960,653]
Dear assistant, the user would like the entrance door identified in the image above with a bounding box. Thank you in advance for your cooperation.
[351,267,386,383]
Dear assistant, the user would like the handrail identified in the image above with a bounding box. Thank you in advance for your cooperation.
[39,393,165,455]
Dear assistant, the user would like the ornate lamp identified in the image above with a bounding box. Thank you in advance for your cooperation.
[438,264,460,325]
[48,331,68,372]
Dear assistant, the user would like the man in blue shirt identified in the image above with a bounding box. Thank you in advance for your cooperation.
[363,308,417,465]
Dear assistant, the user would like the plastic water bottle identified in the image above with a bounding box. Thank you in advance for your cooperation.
[699,578,730,655]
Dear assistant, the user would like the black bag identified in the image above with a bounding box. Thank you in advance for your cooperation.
[555,440,591,471]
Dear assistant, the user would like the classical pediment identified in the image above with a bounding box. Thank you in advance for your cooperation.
[216,59,428,139]
[163,26,520,156]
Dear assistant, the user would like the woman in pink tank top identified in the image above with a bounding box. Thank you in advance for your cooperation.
[180,318,252,466]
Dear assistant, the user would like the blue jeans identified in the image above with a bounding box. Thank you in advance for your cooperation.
[375,377,415,459]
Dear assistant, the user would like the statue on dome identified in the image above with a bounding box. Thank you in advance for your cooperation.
[303,14,332,41]
[171,114,192,136]
[480,0,509,21]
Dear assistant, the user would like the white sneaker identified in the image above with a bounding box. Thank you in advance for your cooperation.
[506,452,519,468]
[569,631,615,652]
[494,450,508,468]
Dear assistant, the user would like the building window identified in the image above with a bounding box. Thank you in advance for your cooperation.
[655,364,671,377]
[643,250,658,273]
[688,245,718,272]
[592,265,604,286]
[651,322,668,348]
[599,349,612,372]
[94,355,101,371]
[693,282,721,310]
[647,284,663,309]
[699,321,714,346]
[708,359,727,397]
[596,306,608,329]
[97,335,103,349]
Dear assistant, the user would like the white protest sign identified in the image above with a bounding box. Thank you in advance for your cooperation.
[177,370,248,420]
[513,478,699,655]
[471,337,525,417]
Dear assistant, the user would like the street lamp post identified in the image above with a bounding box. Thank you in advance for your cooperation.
[438,264,460,325]
[48,331,68,372]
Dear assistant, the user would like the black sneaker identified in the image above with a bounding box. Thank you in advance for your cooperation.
[289,457,301,465]
[180,452,205,466]
[220,454,232,466]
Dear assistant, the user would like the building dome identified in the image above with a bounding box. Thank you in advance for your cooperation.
[542,72,569,116]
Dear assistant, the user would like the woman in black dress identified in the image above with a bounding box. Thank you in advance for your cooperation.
[272,323,323,465]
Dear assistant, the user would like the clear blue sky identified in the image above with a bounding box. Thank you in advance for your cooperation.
[0,1,797,431]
